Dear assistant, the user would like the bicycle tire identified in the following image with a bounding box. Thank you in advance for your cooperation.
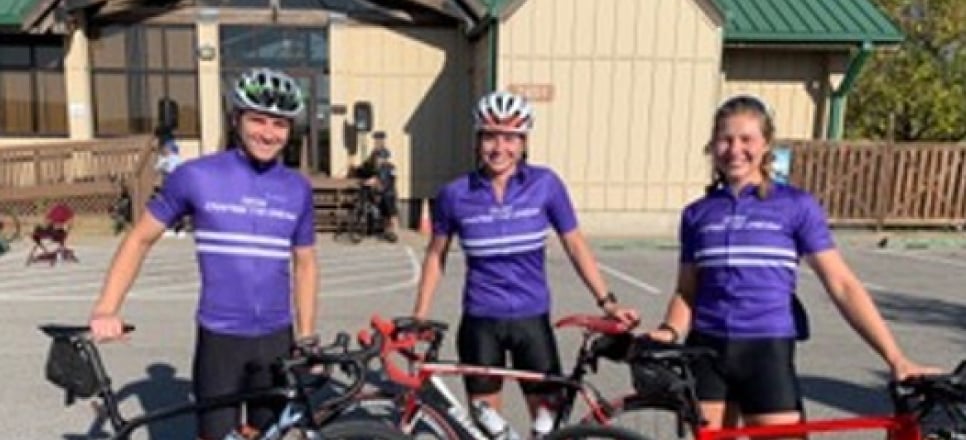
[293,419,411,439]
[582,395,693,440]
[0,208,21,242]
[543,424,653,440]
[333,206,363,245]
[329,394,458,440]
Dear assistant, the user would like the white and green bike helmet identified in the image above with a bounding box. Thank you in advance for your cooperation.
[231,68,305,119]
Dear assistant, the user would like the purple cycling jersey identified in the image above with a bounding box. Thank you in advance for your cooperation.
[679,183,834,338]
[433,164,578,318]
[147,149,316,336]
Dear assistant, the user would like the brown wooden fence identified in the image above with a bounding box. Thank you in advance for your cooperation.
[783,139,966,228]
[0,136,158,223]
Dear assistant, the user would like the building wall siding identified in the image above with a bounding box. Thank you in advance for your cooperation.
[721,48,837,140]
[329,24,474,199]
[498,0,721,233]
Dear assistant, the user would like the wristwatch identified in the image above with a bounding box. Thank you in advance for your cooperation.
[596,291,617,309]
[658,322,681,344]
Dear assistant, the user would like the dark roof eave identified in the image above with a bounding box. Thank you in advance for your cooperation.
[724,42,901,53]
[725,34,903,46]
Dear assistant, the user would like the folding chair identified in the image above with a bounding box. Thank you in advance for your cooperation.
[27,204,78,266]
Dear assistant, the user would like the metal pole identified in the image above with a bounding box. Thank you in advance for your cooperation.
[827,41,873,139]
[484,0,509,91]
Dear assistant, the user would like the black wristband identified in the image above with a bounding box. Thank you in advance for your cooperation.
[658,323,680,344]
[596,291,617,309]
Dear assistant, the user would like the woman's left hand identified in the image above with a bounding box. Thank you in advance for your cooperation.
[890,356,944,381]
[603,303,640,329]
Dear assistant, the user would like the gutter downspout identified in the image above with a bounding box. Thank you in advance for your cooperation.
[483,0,508,91]
[827,41,873,139]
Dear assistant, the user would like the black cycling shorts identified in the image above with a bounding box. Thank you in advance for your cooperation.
[456,314,562,396]
[686,331,802,415]
[193,325,293,439]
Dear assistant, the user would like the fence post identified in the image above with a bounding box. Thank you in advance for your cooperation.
[131,137,159,224]
[874,142,894,231]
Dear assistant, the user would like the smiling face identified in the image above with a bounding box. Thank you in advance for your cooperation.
[236,110,292,162]
[711,111,771,188]
[477,131,526,178]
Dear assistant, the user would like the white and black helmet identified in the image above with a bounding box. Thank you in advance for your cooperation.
[231,68,305,119]
[473,91,533,134]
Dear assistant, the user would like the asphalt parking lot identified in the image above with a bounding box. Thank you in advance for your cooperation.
[1,230,963,439]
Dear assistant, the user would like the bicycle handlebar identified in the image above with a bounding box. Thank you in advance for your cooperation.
[891,360,966,412]
[392,316,449,335]
[358,314,448,389]
[284,330,383,371]
[629,337,716,362]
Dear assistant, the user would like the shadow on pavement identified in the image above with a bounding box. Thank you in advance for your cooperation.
[800,373,892,416]
[62,362,194,439]
[872,289,966,342]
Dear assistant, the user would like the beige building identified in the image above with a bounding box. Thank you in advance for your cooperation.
[0,0,901,234]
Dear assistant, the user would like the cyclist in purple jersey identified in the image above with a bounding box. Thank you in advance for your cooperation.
[89,68,319,439]
[648,95,937,435]
[412,91,640,422]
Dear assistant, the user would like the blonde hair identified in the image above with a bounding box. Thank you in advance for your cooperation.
[705,95,776,199]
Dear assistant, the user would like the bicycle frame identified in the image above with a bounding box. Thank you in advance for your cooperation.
[41,325,376,440]
[690,414,921,439]
[336,184,383,243]
[362,315,624,438]
[101,384,314,439]
[586,329,965,440]
[414,361,618,438]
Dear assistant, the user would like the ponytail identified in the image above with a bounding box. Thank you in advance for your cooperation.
[756,149,775,199]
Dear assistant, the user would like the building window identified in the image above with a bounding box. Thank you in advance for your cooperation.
[90,25,199,137]
[0,36,67,136]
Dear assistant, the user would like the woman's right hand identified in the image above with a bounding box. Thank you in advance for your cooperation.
[89,312,127,342]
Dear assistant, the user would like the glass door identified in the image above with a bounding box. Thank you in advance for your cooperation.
[220,25,330,175]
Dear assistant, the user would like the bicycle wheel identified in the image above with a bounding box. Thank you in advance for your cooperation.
[0,208,21,242]
[287,419,411,439]
[332,394,458,440]
[583,395,693,440]
[344,203,366,244]
[544,424,653,440]
[333,205,364,245]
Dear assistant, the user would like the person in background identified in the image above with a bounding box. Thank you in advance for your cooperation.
[355,131,399,242]
[154,139,186,237]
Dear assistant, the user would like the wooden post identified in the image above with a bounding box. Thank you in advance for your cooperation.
[874,142,895,231]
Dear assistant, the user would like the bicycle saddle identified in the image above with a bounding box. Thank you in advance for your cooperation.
[38,324,136,339]
[392,317,449,334]
[554,314,631,334]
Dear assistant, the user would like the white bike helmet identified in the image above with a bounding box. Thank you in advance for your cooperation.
[473,91,533,134]
[231,68,305,119]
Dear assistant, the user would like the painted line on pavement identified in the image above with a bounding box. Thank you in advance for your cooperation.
[0,245,422,302]
[598,262,662,295]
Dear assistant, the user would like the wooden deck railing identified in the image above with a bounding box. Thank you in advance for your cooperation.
[0,136,157,222]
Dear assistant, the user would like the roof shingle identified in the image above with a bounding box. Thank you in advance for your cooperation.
[714,0,903,45]
[0,0,38,27]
